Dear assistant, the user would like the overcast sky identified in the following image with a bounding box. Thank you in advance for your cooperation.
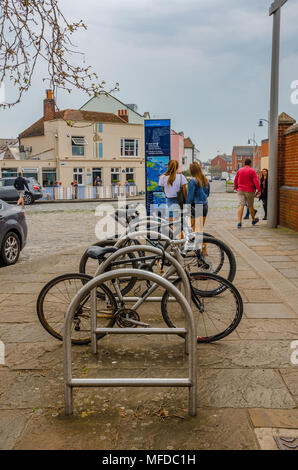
[1,0,298,161]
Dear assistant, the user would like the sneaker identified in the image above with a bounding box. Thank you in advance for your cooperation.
[237,222,242,229]
[252,217,259,226]
[243,215,249,220]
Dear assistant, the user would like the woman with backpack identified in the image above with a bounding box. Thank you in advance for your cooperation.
[186,162,210,234]
[159,160,187,222]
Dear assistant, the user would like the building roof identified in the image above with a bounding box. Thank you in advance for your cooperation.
[0,138,18,153]
[80,91,148,119]
[19,110,127,139]
[0,145,22,160]
[232,146,254,156]
[278,112,296,125]
[184,137,194,148]
[213,154,232,162]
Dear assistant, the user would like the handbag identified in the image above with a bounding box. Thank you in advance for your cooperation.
[177,174,186,209]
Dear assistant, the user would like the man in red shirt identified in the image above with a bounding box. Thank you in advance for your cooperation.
[234,158,261,228]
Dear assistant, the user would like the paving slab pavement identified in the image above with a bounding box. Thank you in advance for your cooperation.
[0,193,297,450]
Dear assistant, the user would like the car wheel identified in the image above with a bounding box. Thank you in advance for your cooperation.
[23,193,34,205]
[0,232,21,266]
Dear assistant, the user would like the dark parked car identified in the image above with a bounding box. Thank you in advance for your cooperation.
[0,177,43,205]
[0,199,27,265]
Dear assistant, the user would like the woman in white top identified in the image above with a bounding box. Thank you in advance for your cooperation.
[159,160,187,221]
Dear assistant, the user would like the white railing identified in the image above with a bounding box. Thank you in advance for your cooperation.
[41,185,139,201]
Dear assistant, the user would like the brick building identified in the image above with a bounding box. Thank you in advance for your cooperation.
[276,112,298,231]
[260,139,269,170]
[211,154,232,172]
[232,146,254,171]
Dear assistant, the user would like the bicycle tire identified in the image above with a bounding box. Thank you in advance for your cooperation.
[36,273,117,344]
[161,272,243,343]
[183,235,236,288]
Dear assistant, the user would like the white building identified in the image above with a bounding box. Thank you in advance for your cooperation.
[80,91,150,125]
[181,137,201,172]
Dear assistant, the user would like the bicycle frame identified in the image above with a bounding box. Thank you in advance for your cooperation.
[94,243,191,306]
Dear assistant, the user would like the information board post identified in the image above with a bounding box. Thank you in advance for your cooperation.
[145,119,171,216]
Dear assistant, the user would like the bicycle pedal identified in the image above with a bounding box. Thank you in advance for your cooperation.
[126,319,150,327]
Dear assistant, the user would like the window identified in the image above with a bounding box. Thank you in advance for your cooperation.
[92,168,102,185]
[4,179,15,186]
[120,138,139,157]
[125,168,135,183]
[42,168,57,187]
[22,168,39,180]
[72,136,87,156]
[74,168,84,185]
[1,168,18,178]
[111,168,120,184]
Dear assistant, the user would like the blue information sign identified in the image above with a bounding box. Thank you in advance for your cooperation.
[145,119,171,215]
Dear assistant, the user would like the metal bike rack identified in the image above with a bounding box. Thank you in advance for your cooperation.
[94,244,191,301]
[92,244,192,355]
[114,229,174,249]
[63,269,197,417]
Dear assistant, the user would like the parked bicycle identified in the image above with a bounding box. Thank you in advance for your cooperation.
[79,206,236,284]
[37,228,242,345]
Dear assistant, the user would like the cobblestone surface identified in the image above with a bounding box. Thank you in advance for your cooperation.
[0,188,297,450]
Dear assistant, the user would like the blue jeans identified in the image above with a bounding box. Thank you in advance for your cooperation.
[166,197,180,218]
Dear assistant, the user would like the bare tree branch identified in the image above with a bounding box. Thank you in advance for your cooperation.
[0,0,118,109]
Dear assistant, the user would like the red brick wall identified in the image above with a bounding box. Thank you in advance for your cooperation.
[211,156,228,171]
[261,139,269,157]
[278,120,298,231]
[279,188,298,230]
[232,150,247,171]
[232,151,252,171]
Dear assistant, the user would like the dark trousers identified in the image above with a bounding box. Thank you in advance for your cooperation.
[262,198,267,217]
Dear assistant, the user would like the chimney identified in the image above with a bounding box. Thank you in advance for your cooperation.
[118,109,128,122]
[44,89,55,121]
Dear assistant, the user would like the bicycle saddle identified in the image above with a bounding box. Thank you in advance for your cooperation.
[86,246,117,259]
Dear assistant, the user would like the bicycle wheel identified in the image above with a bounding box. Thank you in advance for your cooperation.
[183,236,236,285]
[161,272,243,343]
[79,239,139,296]
[37,273,117,344]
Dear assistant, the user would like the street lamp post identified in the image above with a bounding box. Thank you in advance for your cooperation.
[267,0,288,228]
[258,118,269,128]
[248,137,259,171]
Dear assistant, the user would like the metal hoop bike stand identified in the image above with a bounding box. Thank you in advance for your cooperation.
[115,229,175,249]
[63,269,197,417]
[91,244,192,355]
